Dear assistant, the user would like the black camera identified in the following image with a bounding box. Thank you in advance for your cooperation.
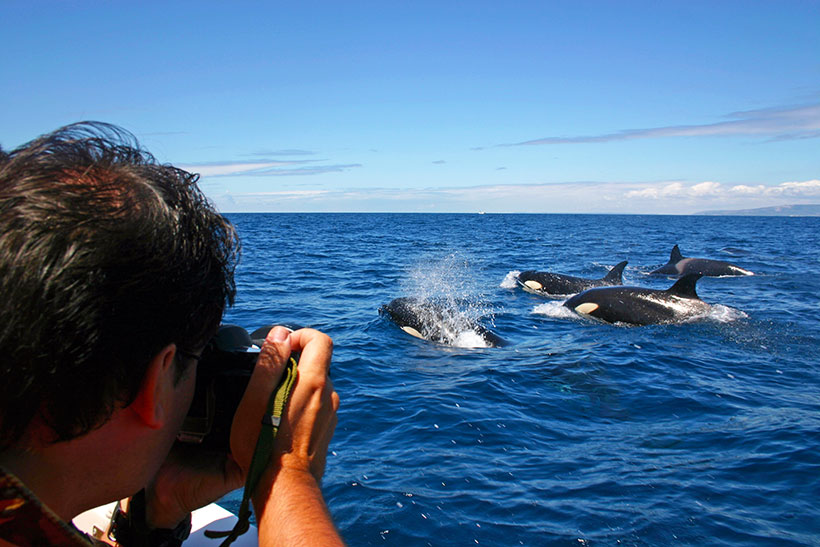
[177,324,292,451]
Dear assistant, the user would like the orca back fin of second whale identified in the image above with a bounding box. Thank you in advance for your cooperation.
[602,260,628,284]
[666,273,702,299]
[668,244,684,264]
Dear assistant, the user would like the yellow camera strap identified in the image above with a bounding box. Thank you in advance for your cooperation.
[204,354,299,546]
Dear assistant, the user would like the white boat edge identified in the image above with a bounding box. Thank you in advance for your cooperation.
[73,501,258,545]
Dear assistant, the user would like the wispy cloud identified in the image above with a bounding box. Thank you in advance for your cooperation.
[243,149,316,157]
[240,164,361,177]
[179,160,304,177]
[178,160,360,177]
[508,103,820,146]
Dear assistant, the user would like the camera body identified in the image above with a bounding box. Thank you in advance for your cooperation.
[177,324,277,451]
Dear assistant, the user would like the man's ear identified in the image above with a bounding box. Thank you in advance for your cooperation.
[129,344,177,429]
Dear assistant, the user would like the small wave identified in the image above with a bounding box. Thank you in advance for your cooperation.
[719,246,751,256]
[500,270,521,289]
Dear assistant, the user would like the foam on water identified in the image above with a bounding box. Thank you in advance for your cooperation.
[452,330,493,348]
[707,303,749,323]
[532,300,577,320]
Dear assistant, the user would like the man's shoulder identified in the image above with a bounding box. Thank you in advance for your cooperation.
[0,467,96,546]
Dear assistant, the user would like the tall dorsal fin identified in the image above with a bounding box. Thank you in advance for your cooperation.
[603,260,628,283]
[666,273,702,299]
[669,244,684,263]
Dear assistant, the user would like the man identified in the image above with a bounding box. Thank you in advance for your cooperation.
[0,122,342,546]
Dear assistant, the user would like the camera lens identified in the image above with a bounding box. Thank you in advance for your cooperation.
[178,325,259,450]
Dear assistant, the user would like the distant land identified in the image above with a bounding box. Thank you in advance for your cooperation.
[696,204,820,216]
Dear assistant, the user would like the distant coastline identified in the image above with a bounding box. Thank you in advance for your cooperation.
[696,204,820,217]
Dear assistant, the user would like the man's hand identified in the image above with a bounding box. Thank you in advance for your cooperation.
[230,325,342,545]
[143,444,244,529]
[230,326,339,481]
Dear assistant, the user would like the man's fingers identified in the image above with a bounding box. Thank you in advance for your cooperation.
[289,328,333,380]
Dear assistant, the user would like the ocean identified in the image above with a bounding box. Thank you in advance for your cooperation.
[219,213,819,546]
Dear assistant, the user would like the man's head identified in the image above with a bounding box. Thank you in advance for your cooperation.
[0,122,239,448]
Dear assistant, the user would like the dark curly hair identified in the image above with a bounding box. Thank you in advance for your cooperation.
[0,122,239,447]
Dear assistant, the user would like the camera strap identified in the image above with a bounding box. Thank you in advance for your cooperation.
[204,354,299,546]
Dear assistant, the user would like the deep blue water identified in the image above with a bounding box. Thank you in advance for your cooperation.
[219,213,820,546]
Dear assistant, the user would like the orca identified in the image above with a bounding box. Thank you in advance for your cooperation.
[517,260,628,297]
[650,245,753,277]
[563,274,711,325]
[379,296,506,347]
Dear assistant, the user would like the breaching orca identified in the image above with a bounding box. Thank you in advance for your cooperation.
[650,245,753,277]
[563,274,711,325]
[517,260,628,297]
[379,296,506,347]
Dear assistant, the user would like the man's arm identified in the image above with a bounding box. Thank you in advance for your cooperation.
[254,467,341,546]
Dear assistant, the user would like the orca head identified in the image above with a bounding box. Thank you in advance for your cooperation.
[516,271,544,291]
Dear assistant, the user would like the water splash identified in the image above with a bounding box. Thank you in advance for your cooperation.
[402,253,492,318]
[532,301,577,320]
[395,253,499,348]
[706,304,748,323]
[500,270,521,289]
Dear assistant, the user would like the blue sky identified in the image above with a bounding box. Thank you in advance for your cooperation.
[2,1,818,214]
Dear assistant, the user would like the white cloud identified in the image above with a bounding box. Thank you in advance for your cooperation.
[625,187,659,199]
[690,181,722,197]
[721,179,820,198]
[777,179,820,196]
[625,182,689,199]
[625,179,820,204]
[729,184,767,196]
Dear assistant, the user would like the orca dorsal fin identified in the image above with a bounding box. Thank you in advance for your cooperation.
[666,273,702,299]
[603,260,628,283]
[669,244,684,263]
